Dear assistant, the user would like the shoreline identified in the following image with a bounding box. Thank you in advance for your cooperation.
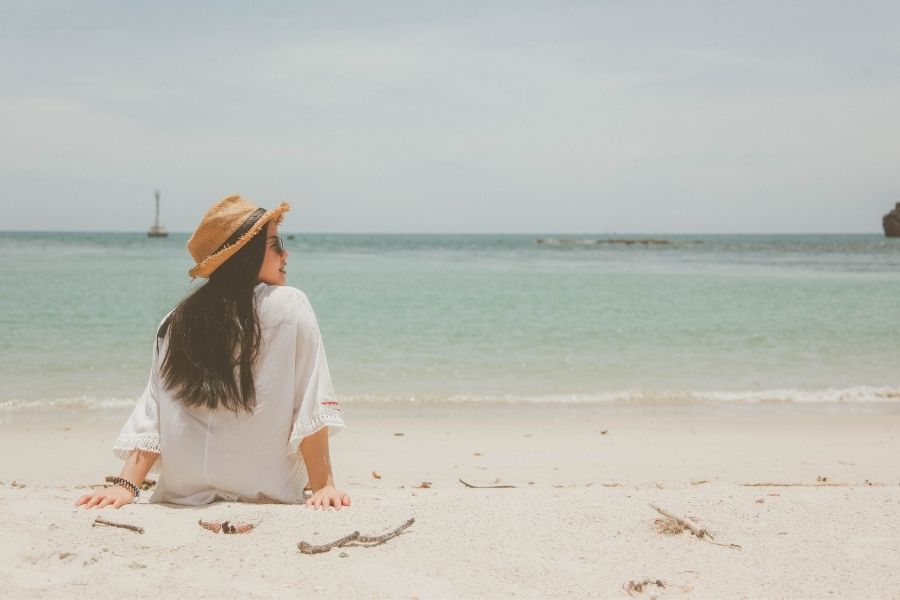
[4,395,900,427]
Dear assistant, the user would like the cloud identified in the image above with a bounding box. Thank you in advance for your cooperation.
[2,2,898,232]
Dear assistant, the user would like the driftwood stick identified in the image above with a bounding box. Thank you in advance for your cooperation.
[356,517,415,545]
[298,518,415,554]
[458,477,516,489]
[650,504,741,550]
[92,517,144,534]
[650,504,712,540]
[740,482,881,487]
[299,531,361,554]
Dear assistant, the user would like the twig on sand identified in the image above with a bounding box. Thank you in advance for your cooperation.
[623,579,665,596]
[741,482,884,487]
[198,519,257,534]
[651,504,711,538]
[458,477,516,489]
[356,518,415,544]
[654,516,688,535]
[298,517,415,554]
[93,517,144,534]
[300,531,360,554]
[650,504,741,550]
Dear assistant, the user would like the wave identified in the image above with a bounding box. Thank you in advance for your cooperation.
[5,386,898,412]
[339,386,900,405]
[0,396,138,412]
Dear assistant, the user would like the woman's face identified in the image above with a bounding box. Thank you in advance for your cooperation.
[257,219,288,285]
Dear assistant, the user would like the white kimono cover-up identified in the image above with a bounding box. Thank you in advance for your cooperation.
[113,284,344,505]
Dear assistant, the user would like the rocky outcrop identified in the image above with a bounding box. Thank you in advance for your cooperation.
[885,203,900,238]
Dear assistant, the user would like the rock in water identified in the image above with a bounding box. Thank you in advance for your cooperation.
[884,203,900,238]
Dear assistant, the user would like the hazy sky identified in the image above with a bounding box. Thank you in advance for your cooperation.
[2,1,899,233]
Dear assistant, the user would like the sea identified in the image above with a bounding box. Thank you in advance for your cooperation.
[1,232,899,417]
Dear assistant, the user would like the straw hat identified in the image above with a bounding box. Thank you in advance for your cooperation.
[187,194,290,279]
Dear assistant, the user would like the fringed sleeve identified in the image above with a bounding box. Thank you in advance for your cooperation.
[287,297,344,453]
[113,321,165,472]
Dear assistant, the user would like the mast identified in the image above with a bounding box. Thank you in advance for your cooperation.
[148,189,169,237]
[154,190,161,229]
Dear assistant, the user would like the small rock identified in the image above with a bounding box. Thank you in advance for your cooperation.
[755,498,764,504]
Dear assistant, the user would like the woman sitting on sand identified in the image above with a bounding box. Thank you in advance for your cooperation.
[76,195,348,510]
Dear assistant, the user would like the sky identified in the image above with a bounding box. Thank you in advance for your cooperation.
[2,1,899,234]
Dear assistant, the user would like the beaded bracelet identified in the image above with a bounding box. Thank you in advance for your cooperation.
[110,477,140,499]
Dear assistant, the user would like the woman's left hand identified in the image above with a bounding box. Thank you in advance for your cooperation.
[306,486,351,511]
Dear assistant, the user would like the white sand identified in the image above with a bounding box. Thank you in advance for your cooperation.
[2,404,899,599]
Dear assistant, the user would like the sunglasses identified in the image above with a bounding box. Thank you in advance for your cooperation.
[267,236,286,255]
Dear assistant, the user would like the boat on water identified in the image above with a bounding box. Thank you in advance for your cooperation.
[884,203,900,238]
[148,190,168,238]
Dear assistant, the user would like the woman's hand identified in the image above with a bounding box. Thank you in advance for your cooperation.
[75,485,135,509]
[305,486,350,511]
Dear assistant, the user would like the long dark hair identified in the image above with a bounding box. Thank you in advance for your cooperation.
[159,228,267,413]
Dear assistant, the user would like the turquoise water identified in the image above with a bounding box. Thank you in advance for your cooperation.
[1,232,899,408]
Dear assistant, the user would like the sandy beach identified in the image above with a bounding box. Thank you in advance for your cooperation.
[1,403,899,599]
[5,1,900,598]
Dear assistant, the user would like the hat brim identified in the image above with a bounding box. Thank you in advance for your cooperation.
[188,202,290,279]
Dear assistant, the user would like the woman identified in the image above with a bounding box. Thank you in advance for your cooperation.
[75,195,349,510]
